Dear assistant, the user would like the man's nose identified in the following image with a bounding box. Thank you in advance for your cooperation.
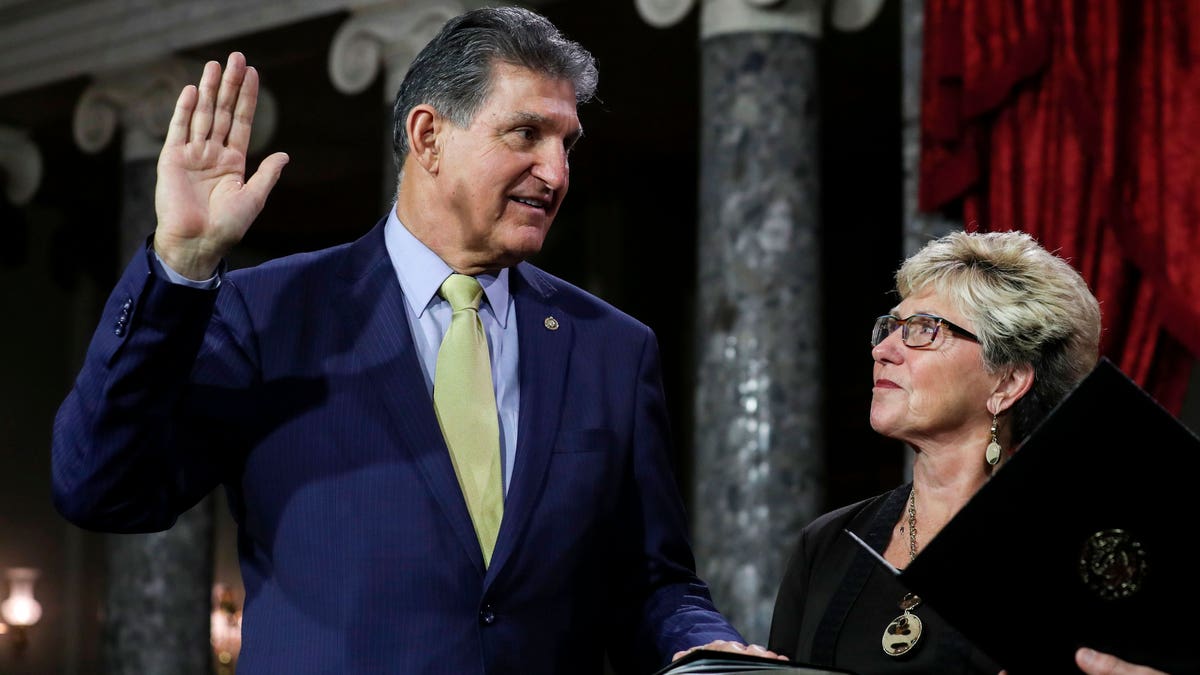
[533,142,568,191]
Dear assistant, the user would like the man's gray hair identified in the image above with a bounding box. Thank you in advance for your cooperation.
[391,6,598,168]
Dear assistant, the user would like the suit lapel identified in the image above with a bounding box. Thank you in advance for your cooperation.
[485,263,571,583]
[335,222,485,573]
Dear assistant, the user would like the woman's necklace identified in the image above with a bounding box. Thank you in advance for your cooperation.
[882,487,924,656]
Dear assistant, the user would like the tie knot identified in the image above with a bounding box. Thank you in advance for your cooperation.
[439,274,484,312]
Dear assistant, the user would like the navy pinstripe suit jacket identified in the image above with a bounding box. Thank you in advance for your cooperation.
[52,221,741,674]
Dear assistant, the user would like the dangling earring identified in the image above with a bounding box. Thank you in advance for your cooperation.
[985,413,1002,466]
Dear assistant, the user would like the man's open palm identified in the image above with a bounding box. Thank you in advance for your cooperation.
[154,52,288,280]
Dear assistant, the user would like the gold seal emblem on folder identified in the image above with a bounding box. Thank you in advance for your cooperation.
[1078,529,1147,600]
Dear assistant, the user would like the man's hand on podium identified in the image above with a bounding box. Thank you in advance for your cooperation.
[672,639,788,663]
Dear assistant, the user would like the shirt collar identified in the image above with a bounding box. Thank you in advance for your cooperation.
[383,208,511,327]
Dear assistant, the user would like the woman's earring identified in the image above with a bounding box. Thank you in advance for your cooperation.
[985,413,1002,466]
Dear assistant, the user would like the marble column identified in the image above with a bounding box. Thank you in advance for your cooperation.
[72,59,275,674]
[900,0,955,258]
[329,0,470,207]
[638,0,825,643]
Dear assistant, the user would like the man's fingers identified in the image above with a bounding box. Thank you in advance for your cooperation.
[226,65,260,154]
[164,84,198,148]
[189,60,222,145]
[242,152,289,208]
[211,52,247,145]
[672,641,787,663]
[742,644,787,660]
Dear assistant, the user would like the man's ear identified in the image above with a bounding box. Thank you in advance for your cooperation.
[407,104,442,173]
[989,363,1035,415]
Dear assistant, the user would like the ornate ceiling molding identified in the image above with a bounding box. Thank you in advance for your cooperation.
[0,0,397,99]
[0,0,568,100]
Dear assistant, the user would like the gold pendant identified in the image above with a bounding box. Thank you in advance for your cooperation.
[882,593,923,656]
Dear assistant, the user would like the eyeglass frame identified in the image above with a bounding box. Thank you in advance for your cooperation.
[871,313,980,348]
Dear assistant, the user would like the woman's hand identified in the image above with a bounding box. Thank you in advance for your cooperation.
[1075,647,1167,675]
[997,648,1166,675]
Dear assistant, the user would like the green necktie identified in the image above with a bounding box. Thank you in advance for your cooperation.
[433,274,503,567]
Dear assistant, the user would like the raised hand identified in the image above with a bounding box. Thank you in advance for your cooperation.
[153,52,288,280]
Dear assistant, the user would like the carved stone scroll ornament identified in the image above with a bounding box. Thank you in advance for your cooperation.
[328,0,467,102]
[634,0,697,28]
[636,0,885,37]
[0,126,43,205]
[73,59,276,161]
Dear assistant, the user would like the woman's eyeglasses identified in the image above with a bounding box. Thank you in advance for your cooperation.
[871,314,979,348]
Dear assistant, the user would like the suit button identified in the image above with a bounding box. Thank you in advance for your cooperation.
[479,606,496,625]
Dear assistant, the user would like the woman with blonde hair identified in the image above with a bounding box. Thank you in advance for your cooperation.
[768,230,1104,673]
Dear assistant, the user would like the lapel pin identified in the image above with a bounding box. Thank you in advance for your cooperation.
[544,316,560,331]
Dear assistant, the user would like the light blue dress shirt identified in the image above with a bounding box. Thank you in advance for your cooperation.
[153,210,521,494]
[383,209,520,494]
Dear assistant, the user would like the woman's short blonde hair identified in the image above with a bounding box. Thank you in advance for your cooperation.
[896,230,1102,441]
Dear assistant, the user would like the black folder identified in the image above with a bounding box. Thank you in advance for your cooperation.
[850,358,1198,673]
[651,649,854,675]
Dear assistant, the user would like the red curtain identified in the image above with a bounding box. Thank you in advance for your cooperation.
[919,0,1200,413]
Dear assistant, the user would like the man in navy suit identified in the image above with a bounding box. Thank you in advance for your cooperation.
[52,7,780,673]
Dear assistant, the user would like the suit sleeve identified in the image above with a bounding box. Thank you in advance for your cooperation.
[51,248,257,533]
[607,326,745,672]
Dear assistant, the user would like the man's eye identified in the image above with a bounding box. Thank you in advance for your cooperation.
[515,128,536,141]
